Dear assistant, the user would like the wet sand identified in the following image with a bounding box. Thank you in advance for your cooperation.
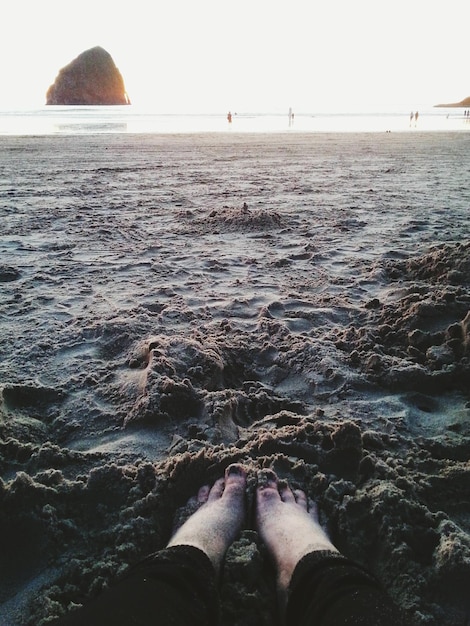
[0,131,469,625]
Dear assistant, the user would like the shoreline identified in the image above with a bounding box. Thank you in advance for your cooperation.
[1,106,469,136]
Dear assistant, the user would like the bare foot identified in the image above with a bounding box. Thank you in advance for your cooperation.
[167,464,247,572]
[256,470,338,607]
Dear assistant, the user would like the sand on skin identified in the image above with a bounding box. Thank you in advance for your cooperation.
[0,131,469,625]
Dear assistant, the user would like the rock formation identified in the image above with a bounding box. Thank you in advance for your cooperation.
[435,95,470,108]
[46,46,130,106]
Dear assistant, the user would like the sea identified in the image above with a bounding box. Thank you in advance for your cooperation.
[0,104,469,135]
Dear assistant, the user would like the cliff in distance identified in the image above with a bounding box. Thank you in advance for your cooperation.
[46,47,130,106]
[435,95,470,108]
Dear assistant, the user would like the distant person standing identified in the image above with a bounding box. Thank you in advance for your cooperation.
[414,111,419,126]
[227,111,232,124]
[410,111,414,126]
[288,107,294,127]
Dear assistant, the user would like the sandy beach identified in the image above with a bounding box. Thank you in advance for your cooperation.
[0,131,469,625]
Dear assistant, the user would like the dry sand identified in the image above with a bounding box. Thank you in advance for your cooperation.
[0,131,469,625]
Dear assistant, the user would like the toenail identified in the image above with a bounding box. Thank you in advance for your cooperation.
[256,469,277,487]
[227,464,243,476]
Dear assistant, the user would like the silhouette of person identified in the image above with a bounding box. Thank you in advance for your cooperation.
[227,111,232,124]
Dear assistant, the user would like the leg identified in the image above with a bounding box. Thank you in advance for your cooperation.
[168,463,247,572]
[255,469,338,608]
[52,464,247,626]
[256,470,405,626]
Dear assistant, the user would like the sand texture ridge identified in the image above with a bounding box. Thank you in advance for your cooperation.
[0,132,469,625]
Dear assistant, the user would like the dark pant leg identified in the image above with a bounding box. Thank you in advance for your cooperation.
[50,546,219,626]
[285,550,406,626]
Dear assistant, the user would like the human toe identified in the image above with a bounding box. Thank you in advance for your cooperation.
[293,489,308,509]
[256,470,282,504]
[257,468,279,489]
[207,477,226,501]
[279,480,296,503]
[223,464,247,496]
[196,484,211,503]
[225,463,247,480]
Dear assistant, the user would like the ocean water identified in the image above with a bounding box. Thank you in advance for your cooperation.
[0,105,469,135]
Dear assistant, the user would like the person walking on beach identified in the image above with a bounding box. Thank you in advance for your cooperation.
[227,111,232,124]
[51,465,405,625]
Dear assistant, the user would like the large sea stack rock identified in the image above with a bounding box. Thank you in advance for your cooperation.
[46,46,130,105]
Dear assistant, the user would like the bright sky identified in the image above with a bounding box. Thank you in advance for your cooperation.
[2,0,468,112]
